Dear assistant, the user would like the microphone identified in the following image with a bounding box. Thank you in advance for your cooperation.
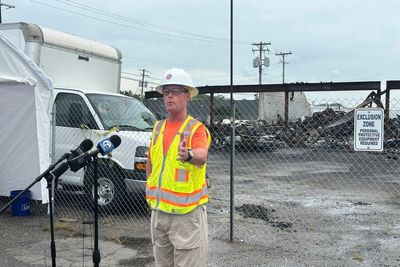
[49,139,94,179]
[68,135,122,172]
[96,135,122,156]
[64,139,94,160]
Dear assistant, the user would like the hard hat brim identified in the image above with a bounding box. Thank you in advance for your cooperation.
[155,84,199,97]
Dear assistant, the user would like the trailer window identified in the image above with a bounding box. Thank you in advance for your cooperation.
[54,93,98,129]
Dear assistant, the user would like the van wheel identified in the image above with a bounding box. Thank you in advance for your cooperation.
[84,164,126,212]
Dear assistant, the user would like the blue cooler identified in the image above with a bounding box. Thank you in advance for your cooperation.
[10,190,32,216]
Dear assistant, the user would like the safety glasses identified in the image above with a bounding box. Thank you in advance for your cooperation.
[162,87,189,96]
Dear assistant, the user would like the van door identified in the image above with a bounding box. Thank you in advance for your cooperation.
[53,92,99,186]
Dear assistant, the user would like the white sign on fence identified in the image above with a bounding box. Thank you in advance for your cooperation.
[354,108,384,152]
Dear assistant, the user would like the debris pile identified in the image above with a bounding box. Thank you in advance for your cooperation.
[208,108,400,152]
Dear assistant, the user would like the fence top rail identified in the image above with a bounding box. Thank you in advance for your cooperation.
[387,80,400,89]
[145,81,382,99]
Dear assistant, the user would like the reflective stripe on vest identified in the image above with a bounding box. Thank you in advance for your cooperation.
[152,120,165,146]
[146,183,208,207]
[146,116,211,214]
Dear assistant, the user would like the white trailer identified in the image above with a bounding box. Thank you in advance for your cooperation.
[0,22,121,93]
[0,23,154,210]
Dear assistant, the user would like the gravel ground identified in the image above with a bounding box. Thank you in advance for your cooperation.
[1,147,400,266]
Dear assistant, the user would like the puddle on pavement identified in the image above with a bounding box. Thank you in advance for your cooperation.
[119,256,154,267]
[119,237,151,248]
[235,204,295,232]
[116,237,154,266]
[351,201,371,206]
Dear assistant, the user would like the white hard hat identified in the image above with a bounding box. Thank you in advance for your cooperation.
[155,68,199,97]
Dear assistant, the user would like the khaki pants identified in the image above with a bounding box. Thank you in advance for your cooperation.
[151,205,208,267]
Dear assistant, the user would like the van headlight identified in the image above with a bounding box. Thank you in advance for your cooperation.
[134,146,148,171]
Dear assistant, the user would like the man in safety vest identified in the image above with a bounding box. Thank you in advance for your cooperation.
[146,68,211,267]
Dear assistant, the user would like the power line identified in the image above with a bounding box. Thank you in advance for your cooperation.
[121,76,159,85]
[121,71,141,77]
[122,69,160,97]
[60,0,250,45]
[27,0,290,73]
[0,0,15,23]
[30,0,250,45]
[122,71,161,81]
[121,76,140,82]
[24,0,293,86]
[269,44,282,54]
[123,55,200,68]
[29,0,220,43]
[123,55,201,69]
[126,53,280,79]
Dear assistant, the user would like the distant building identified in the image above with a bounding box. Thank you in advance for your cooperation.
[145,92,314,124]
[259,92,311,123]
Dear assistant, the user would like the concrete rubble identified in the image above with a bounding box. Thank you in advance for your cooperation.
[208,107,400,154]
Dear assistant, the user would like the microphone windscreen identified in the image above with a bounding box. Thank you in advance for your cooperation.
[109,135,121,148]
[80,139,94,152]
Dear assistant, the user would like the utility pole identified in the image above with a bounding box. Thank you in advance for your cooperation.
[0,0,15,23]
[138,69,149,100]
[252,41,271,121]
[252,41,271,84]
[276,51,292,83]
[276,51,292,124]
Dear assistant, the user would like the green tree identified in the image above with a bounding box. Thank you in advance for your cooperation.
[215,105,242,121]
[192,94,210,101]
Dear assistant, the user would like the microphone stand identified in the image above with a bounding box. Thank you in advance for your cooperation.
[92,155,101,267]
[0,155,69,267]
[47,172,58,267]
[65,151,101,265]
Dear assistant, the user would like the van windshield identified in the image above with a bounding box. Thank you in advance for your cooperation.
[87,94,156,131]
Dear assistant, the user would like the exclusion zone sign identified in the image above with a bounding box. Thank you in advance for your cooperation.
[354,108,384,152]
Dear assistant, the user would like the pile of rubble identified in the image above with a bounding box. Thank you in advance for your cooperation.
[208,108,400,152]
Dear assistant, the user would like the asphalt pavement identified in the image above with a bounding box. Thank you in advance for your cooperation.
[1,148,400,266]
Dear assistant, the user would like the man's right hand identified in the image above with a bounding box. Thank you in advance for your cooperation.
[177,132,188,162]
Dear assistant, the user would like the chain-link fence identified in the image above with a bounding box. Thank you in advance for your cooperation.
[202,96,400,265]
[33,89,400,265]
[52,92,152,227]
[161,92,398,265]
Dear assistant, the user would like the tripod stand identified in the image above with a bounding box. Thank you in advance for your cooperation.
[0,157,69,267]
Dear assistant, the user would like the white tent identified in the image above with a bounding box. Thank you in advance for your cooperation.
[0,34,53,202]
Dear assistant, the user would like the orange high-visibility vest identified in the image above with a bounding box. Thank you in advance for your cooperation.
[146,116,211,214]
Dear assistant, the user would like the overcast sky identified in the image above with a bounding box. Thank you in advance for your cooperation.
[3,0,400,101]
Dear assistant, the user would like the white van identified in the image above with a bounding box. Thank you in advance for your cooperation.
[0,22,154,211]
